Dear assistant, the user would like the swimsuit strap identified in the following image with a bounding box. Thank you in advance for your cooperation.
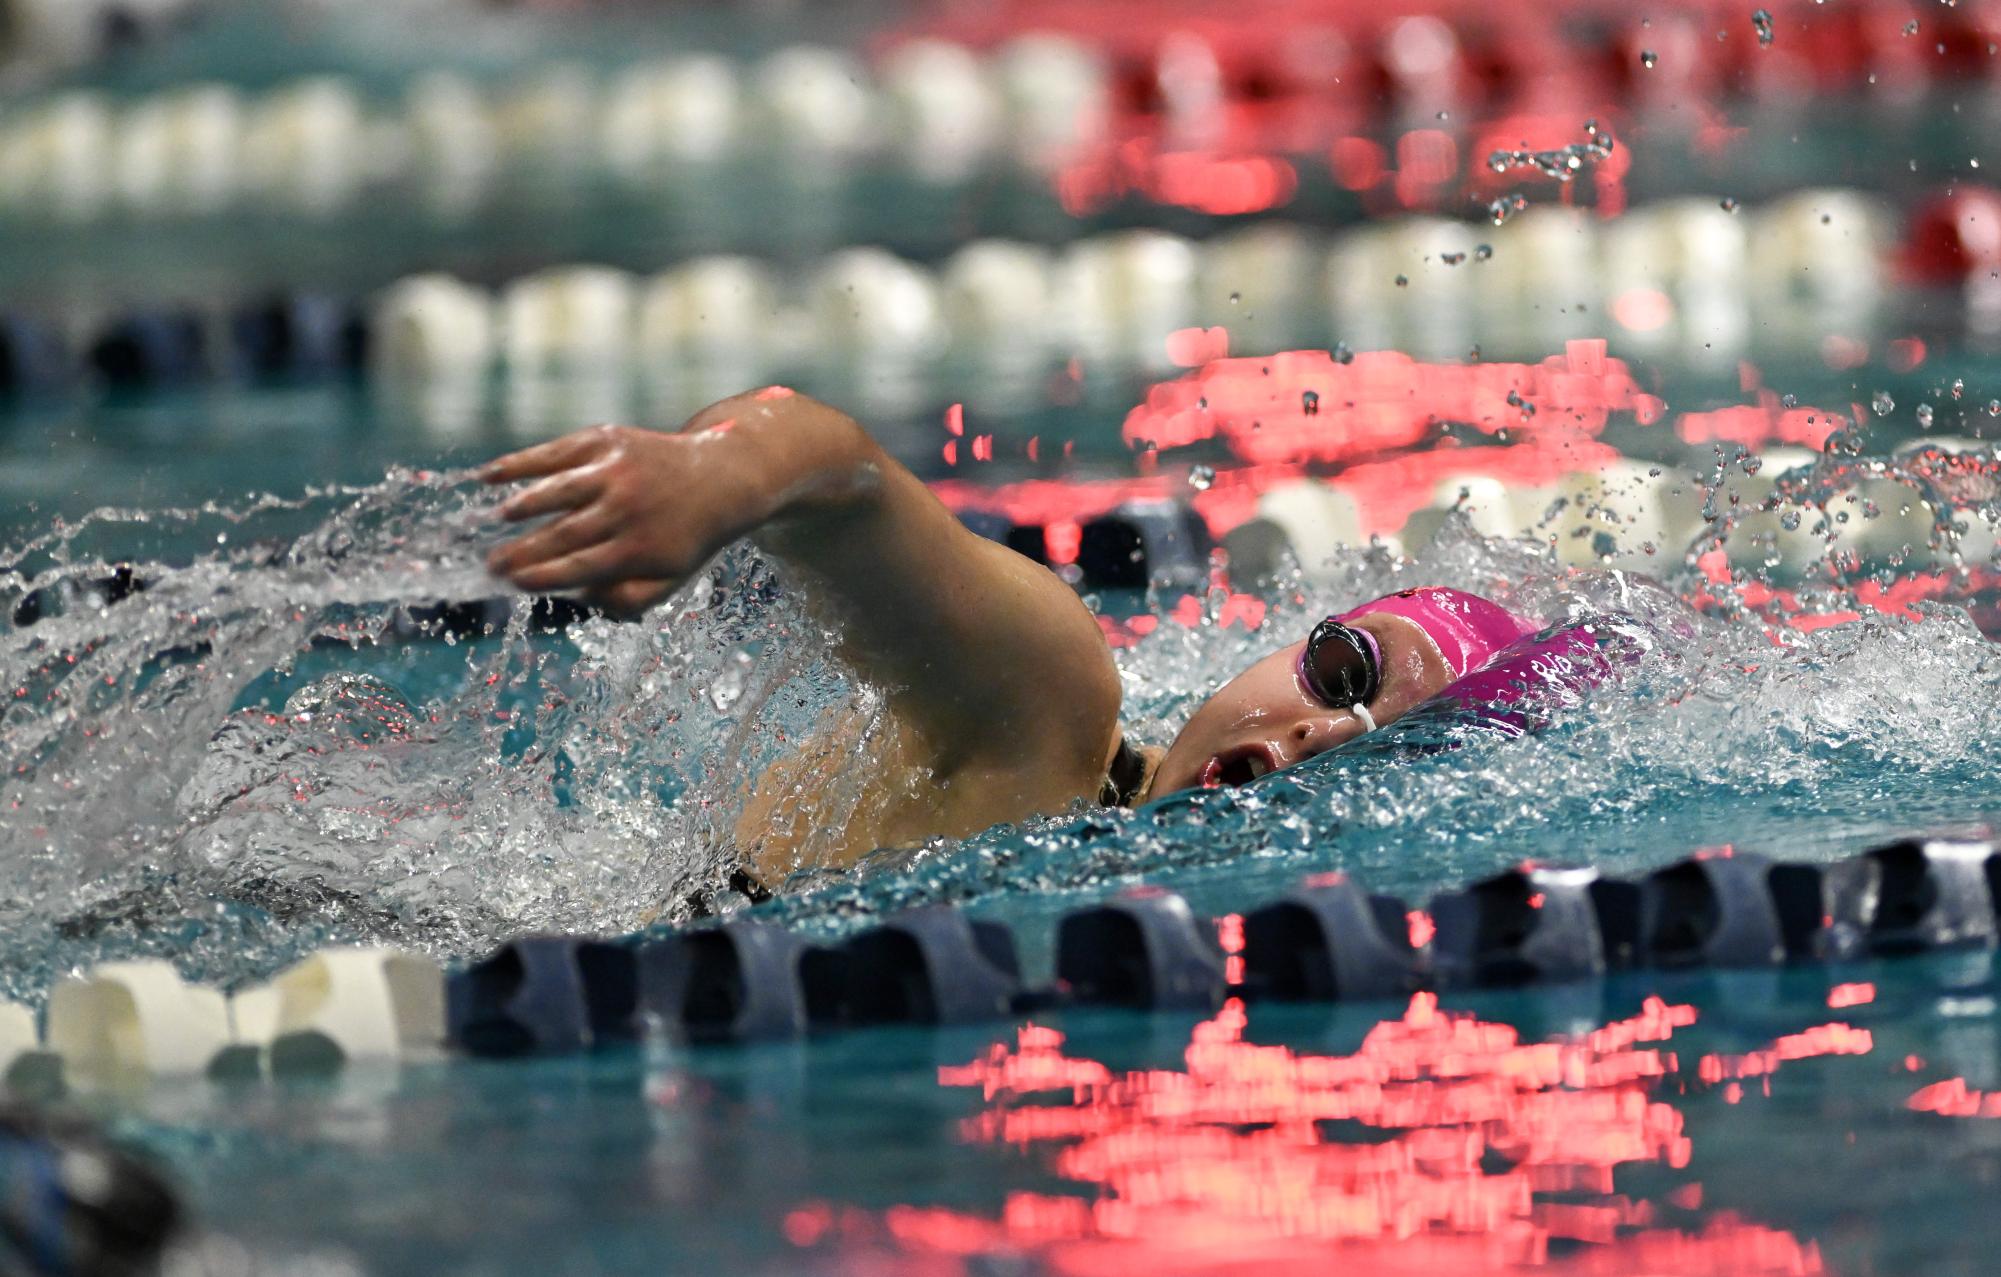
[1100,736,1150,808]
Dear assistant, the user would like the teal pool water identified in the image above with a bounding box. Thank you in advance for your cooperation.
[110,955,2001,1276]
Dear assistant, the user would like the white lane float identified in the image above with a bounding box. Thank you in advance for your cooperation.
[992,33,1111,170]
[880,38,1003,183]
[0,91,116,221]
[0,999,61,1093]
[1400,474,1526,552]
[1249,480,1377,581]
[229,947,445,1074]
[241,77,369,215]
[1056,229,1200,371]
[503,266,637,372]
[403,72,499,218]
[46,960,231,1079]
[114,84,244,216]
[372,274,498,379]
[754,46,878,164]
[601,56,742,180]
[1197,222,1320,356]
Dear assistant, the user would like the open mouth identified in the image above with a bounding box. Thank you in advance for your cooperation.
[1202,745,1276,788]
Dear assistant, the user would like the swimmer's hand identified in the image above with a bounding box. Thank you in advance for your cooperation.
[481,393,870,617]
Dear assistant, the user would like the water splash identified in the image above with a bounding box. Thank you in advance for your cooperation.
[4,446,2000,998]
[0,472,858,999]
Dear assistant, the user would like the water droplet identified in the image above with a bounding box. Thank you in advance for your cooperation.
[1641,50,1658,68]
[1988,399,2001,416]
[1228,291,1241,305]
[1474,243,1493,261]
[1781,393,1799,408]
[1487,193,1528,225]
[1917,403,1935,428]
[1333,342,1354,364]
[707,649,754,712]
[1187,465,1216,491]
[1951,378,1965,399]
[1440,251,1467,266]
[1904,19,1920,35]
[1780,510,1803,531]
[1752,8,1775,44]
[1720,196,1740,213]
[1394,274,1409,288]
[1300,390,1321,416]
[1872,390,1896,416]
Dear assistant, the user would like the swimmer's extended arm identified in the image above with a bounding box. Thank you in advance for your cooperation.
[481,391,1123,800]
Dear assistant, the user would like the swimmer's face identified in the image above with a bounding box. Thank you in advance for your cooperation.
[1147,612,1456,798]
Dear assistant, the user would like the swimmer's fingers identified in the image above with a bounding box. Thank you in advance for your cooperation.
[480,427,620,484]
[583,578,676,620]
[498,463,611,523]
[487,504,619,579]
[505,539,640,593]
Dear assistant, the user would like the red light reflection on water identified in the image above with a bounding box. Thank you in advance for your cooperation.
[791,994,1882,1273]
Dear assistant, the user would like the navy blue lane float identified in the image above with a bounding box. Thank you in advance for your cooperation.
[0,315,73,395]
[447,936,639,1056]
[1239,874,1421,1002]
[1075,500,1212,594]
[88,310,209,389]
[230,294,370,379]
[1056,888,1229,1012]
[636,920,827,1044]
[442,836,2001,1056]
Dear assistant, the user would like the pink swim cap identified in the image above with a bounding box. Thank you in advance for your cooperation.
[1336,586,1538,679]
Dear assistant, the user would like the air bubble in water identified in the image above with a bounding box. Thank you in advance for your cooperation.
[1917,403,1935,428]
[1752,9,1775,45]
[1474,243,1493,261]
[1988,399,2001,416]
[1394,274,1409,288]
[1720,197,1740,213]
[1333,342,1354,364]
[1441,251,1467,266]
[1187,465,1216,491]
[1872,391,1896,416]
[1951,378,1965,400]
[1301,390,1321,415]
[1641,50,1658,68]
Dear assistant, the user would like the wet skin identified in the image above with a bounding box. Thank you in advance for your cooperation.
[1148,612,1458,799]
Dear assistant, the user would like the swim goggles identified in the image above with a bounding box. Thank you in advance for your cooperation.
[1297,618,1382,724]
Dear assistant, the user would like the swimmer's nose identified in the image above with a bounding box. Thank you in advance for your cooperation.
[1288,712,1355,763]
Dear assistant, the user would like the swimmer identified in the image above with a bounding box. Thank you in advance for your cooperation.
[481,390,1550,886]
